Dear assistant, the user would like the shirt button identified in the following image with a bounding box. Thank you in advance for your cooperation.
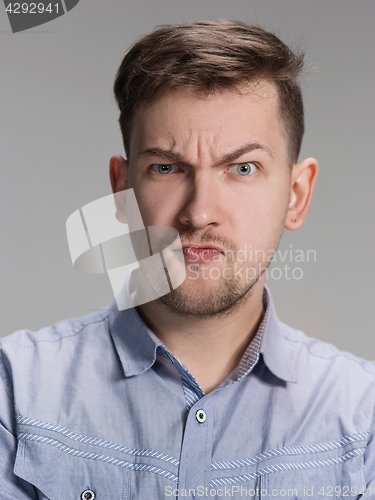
[81,490,96,500]
[195,409,206,423]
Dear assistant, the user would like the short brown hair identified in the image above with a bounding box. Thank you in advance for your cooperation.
[114,20,305,164]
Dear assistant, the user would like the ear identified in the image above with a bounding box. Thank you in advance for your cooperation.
[285,157,319,231]
[109,154,128,193]
[109,154,129,223]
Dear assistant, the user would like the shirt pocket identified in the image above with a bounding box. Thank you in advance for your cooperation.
[14,435,129,500]
[261,451,366,500]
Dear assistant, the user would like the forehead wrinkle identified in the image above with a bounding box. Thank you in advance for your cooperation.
[138,140,274,168]
[139,125,227,167]
[133,82,285,167]
[169,123,219,166]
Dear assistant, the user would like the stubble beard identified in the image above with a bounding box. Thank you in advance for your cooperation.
[155,229,283,319]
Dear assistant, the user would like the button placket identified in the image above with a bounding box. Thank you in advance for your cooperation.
[178,402,212,492]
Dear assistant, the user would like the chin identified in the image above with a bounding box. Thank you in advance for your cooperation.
[157,273,256,318]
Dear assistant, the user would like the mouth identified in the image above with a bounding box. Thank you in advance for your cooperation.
[181,244,225,262]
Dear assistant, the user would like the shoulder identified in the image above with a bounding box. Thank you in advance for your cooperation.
[268,322,375,438]
[279,320,375,380]
[0,307,110,351]
[0,307,112,388]
[0,306,120,419]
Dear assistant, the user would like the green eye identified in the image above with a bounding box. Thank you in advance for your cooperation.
[231,162,258,176]
[151,164,178,174]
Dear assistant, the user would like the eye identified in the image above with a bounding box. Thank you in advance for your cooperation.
[228,162,258,176]
[150,164,179,174]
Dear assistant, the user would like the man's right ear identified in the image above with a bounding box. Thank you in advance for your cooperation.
[109,154,128,223]
[109,154,128,193]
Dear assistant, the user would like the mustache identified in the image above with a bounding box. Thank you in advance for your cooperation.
[178,228,237,253]
[141,227,238,256]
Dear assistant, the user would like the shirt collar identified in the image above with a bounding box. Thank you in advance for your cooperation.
[108,269,298,383]
[260,285,298,383]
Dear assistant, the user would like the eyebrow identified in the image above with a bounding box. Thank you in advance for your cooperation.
[137,142,274,165]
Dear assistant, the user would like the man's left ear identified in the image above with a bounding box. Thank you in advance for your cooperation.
[285,157,319,231]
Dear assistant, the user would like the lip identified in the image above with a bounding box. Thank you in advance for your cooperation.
[181,244,225,263]
[181,243,225,255]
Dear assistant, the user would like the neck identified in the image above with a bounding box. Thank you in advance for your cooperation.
[135,276,266,394]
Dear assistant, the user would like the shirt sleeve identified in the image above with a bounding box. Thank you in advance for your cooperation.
[0,347,38,499]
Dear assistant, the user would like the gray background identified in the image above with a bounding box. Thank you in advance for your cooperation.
[1,0,374,358]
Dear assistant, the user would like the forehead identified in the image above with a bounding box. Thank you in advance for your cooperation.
[129,82,288,163]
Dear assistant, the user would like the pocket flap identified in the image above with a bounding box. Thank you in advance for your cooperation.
[14,436,126,500]
[263,451,366,500]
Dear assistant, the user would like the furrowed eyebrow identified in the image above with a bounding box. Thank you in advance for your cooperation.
[138,148,182,163]
[137,142,274,165]
[220,142,274,163]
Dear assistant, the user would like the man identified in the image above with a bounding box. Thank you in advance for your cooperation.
[0,20,374,500]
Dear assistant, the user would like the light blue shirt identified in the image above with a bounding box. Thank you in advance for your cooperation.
[1,280,375,499]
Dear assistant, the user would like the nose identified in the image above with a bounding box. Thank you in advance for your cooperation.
[178,171,225,229]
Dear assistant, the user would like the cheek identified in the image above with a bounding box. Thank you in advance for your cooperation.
[130,179,175,227]
[127,172,153,226]
[133,190,159,227]
[231,185,289,240]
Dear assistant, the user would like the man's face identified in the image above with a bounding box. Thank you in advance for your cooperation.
[125,82,292,317]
